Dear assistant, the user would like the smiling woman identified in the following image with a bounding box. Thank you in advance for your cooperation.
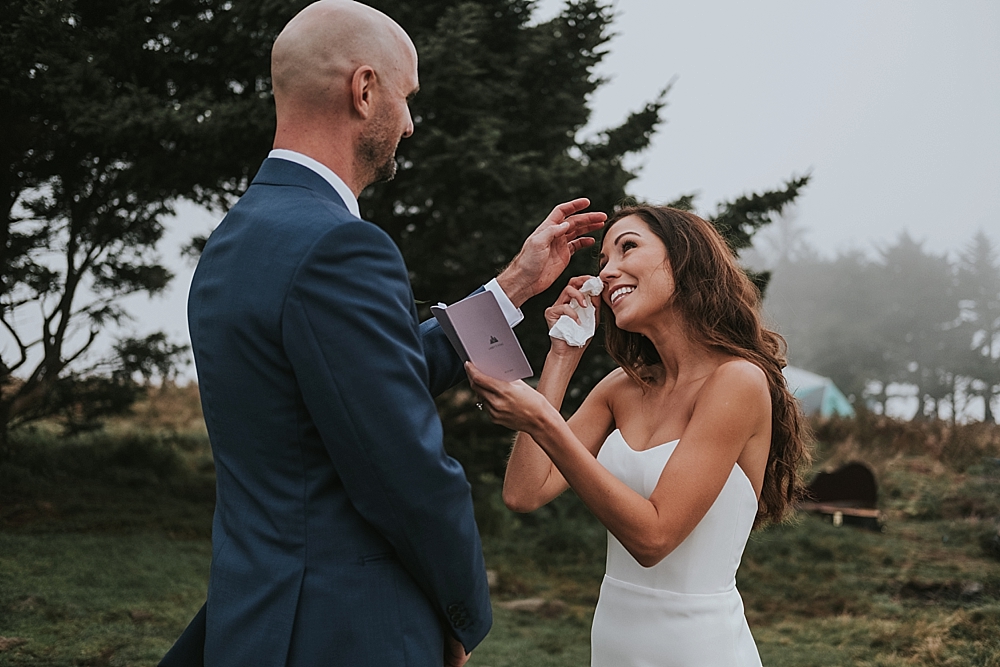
[466,204,811,666]
[598,205,807,527]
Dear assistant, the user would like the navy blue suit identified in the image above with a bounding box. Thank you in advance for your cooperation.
[164,158,492,666]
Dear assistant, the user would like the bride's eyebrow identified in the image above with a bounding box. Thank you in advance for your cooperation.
[599,230,642,268]
[614,231,641,246]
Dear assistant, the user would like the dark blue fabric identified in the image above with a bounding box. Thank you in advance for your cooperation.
[163,158,491,667]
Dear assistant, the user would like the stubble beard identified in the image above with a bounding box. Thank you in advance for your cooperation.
[357,103,400,188]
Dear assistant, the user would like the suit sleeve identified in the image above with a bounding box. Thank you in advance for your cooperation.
[281,220,492,650]
[418,289,485,397]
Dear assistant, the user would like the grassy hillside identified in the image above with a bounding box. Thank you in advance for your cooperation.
[1,388,998,665]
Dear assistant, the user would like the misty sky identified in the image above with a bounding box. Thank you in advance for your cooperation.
[117,0,999,380]
[533,0,1000,254]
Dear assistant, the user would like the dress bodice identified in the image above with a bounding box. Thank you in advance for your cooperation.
[595,429,758,595]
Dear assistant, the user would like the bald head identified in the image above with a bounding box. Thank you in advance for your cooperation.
[270,0,419,194]
[271,0,416,114]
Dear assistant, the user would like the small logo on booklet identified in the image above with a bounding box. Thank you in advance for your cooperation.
[489,335,499,344]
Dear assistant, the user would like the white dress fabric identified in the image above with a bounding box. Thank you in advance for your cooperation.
[591,429,763,667]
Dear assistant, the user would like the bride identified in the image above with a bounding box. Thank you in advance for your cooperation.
[466,205,810,666]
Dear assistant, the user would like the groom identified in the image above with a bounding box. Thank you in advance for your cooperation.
[160,1,604,666]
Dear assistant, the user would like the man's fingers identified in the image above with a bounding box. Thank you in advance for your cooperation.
[568,237,596,255]
[564,210,607,228]
[538,199,603,235]
[533,220,571,247]
[546,198,592,224]
[573,220,608,238]
[534,211,604,248]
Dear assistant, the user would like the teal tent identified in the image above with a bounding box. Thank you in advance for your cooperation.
[782,366,855,418]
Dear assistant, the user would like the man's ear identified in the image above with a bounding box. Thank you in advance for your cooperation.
[351,66,377,119]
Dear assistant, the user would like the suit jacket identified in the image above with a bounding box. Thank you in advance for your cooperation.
[162,158,492,666]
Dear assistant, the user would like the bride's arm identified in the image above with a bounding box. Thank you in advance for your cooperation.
[501,349,615,512]
[501,275,615,512]
[470,360,770,567]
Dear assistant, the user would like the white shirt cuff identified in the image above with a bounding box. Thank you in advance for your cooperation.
[485,278,524,328]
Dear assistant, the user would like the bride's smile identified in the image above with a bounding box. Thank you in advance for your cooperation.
[609,285,635,305]
[598,215,677,331]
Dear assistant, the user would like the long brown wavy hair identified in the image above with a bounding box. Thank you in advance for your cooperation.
[601,205,810,527]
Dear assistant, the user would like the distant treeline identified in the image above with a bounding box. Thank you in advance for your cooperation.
[757,229,999,423]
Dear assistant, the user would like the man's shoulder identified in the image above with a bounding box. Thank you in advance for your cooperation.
[216,185,374,260]
[223,159,350,227]
[238,179,356,223]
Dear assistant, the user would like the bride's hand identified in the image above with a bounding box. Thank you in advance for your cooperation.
[465,362,556,434]
[545,275,603,356]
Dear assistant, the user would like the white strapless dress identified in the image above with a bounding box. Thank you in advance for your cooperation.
[591,429,763,667]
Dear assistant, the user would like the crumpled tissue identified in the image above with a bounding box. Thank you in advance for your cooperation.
[548,276,605,347]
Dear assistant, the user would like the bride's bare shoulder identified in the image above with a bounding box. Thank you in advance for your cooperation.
[591,366,644,403]
[711,358,768,387]
[702,358,770,406]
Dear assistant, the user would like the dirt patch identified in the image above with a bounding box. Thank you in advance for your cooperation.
[0,637,28,652]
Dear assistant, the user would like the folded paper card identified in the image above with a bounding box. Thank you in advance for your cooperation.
[431,291,533,381]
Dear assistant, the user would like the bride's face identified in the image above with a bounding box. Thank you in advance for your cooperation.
[598,215,675,332]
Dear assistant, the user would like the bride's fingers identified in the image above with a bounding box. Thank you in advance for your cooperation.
[546,304,581,325]
[560,285,588,308]
[465,362,504,398]
[464,363,488,395]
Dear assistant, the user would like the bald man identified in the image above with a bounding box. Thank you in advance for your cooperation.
[160,2,604,666]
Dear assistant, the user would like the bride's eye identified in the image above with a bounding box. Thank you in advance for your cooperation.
[621,240,637,252]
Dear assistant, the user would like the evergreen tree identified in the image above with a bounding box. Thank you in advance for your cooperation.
[875,234,960,420]
[764,230,1000,423]
[350,1,808,484]
[2,0,808,463]
[957,231,1000,421]
[0,0,293,439]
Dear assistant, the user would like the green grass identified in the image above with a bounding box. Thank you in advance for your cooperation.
[0,533,210,666]
[465,510,1000,667]
[2,419,999,666]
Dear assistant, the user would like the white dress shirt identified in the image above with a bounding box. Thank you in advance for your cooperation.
[269,149,361,218]
[267,149,523,327]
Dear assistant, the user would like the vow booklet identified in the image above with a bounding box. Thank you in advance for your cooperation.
[431,291,533,382]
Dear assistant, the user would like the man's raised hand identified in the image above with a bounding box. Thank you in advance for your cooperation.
[497,198,606,307]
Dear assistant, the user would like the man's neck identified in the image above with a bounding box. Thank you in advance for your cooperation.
[268,148,362,218]
[272,131,363,197]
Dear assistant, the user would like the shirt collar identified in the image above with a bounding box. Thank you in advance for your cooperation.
[267,149,360,218]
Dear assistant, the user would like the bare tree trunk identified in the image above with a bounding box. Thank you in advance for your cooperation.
[0,400,10,461]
